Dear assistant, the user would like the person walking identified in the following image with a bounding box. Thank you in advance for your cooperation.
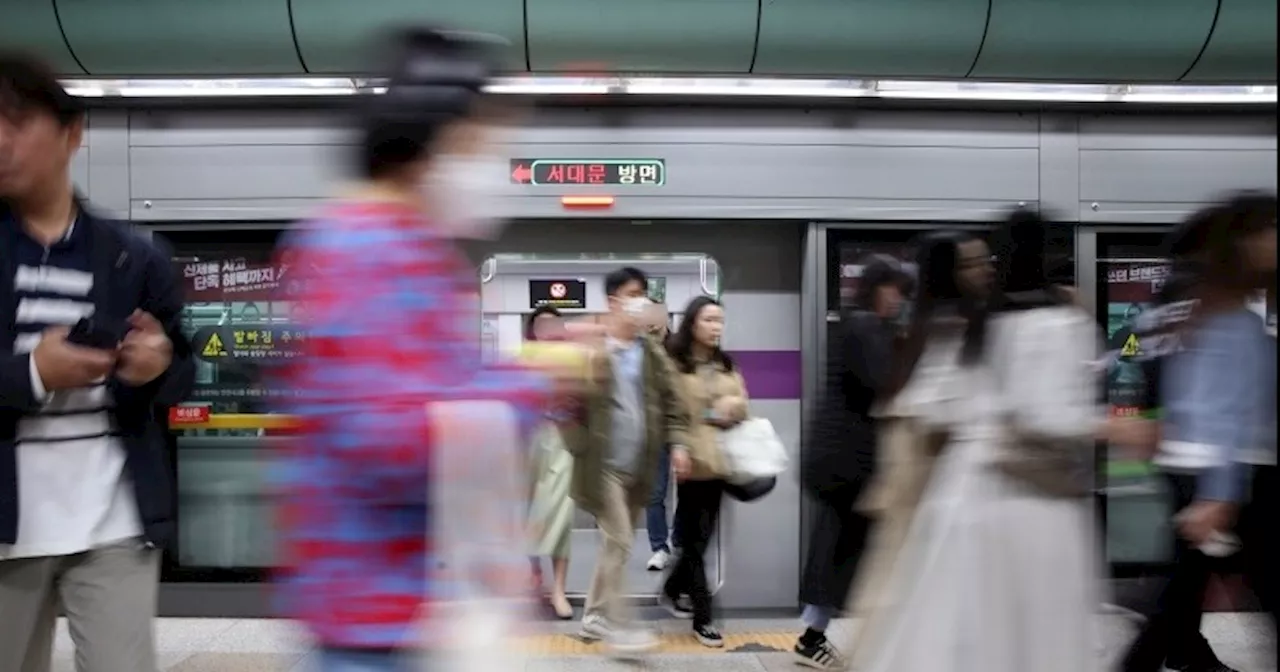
[658,295,747,648]
[793,254,912,669]
[1,51,195,672]
[854,211,1107,672]
[1119,193,1276,672]
[270,28,567,671]
[525,306,577,620]
[565,266,691,655]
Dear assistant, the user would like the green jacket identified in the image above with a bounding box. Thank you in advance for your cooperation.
[561,336,691,515]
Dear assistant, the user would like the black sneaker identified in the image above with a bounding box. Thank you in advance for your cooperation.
[694,623,724,648]
[658,592,694,619]
[794,635,845,669]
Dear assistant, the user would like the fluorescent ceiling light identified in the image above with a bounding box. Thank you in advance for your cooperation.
[58,76,1277,104]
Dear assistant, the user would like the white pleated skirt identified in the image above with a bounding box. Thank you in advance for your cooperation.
[852,432,1103,672]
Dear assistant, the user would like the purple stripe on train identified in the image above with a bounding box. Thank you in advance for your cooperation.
[725,350,801,400]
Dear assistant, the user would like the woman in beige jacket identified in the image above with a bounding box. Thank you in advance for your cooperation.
[658,296,748,648]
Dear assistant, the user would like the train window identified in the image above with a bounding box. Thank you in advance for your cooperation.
[153,227,288,581]
[824,224,1075,314]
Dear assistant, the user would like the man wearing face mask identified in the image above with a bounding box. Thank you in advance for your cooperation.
[560,267,692,655]
[270,27,567,671]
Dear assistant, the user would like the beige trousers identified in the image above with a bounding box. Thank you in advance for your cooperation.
[584,469,643,625]
[0,539,159,672]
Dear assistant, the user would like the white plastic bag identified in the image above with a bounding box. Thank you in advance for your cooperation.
[719,417,789,484]
[424,400,531,672]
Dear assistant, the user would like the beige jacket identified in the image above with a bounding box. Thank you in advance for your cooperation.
[843,414,943,668]
[559,337,692,515]
[670,360,749,481]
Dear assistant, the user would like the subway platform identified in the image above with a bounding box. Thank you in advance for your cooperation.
[47,612,1273,671]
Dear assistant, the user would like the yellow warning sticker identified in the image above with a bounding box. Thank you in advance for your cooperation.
[1120,333,1141,357]
[202,332,227,358]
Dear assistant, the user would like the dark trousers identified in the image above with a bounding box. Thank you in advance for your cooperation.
[647,448,683,552]
[798,486,871,610]
[1121,472,1227,671]
[1239,465,1277,627]
[662,479,723,627]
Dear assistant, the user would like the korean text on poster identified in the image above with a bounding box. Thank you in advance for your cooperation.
[180,257,294,302]
[194,324,306,363]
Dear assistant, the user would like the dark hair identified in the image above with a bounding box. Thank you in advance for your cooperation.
[886,231,984,398]
[0,51,83,126]
[358,27,493,179]
[989,207,1071,310]
[525,306,562,341]
[604,266,648,297]
[666,296,734,374]
[850,254,911,311]
[1186,191,1277,296]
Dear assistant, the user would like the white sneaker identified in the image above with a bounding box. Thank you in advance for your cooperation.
[608,627,659,657]
[646,549,671,571]
[576,614,613,642]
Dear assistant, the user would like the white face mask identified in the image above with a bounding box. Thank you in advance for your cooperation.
[622,297,648,318]
[425,154,508,240]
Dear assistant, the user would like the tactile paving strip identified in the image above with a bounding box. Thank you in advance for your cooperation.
[515,631,793,655]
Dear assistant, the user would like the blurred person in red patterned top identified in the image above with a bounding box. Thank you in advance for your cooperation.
[270,26,595,672]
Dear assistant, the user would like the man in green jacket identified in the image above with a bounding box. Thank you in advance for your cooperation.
[562,267,691,654]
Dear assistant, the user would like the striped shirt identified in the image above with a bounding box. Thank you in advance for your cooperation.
[272,200,549,649]
[1,217,141,560]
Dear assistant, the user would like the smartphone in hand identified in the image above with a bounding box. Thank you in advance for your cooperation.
[66,318,125,350]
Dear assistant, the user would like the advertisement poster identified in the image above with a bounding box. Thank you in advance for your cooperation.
[177,254,304,407]
[1102,262,1172,417]
[177,251,311,303]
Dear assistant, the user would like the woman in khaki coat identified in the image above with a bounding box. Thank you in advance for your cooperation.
[658,296,748,649]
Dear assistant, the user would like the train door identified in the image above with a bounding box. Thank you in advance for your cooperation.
[805,223,1074,565]
[151,226,291,593]
[479,253,724,599]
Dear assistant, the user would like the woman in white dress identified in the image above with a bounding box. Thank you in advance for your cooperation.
[852,212,1108,672]
[525,307,577,619]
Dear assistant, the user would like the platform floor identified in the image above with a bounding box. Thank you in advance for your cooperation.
[47,612,1273,671]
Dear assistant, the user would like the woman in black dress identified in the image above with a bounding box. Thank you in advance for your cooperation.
[793,254,913,669]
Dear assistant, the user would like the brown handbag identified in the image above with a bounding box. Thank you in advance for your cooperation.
[991,315,1092,498]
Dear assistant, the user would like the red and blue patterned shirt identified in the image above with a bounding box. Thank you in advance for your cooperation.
[272,199,548,649]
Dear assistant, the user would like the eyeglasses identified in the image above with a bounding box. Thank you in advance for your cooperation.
[958,254,996,269]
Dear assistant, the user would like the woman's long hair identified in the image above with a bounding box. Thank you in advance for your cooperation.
[885,231,984,398]
[666,296,735,374]
[525,306,561,341]
[988,207,1071,313]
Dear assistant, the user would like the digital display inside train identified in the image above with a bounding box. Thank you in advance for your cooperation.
[509,159,665,186]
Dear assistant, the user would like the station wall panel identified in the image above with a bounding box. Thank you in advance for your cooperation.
[113,108,1276,225]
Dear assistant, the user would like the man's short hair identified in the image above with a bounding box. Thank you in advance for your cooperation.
[604,266,648,297]
[0,51,82,126]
